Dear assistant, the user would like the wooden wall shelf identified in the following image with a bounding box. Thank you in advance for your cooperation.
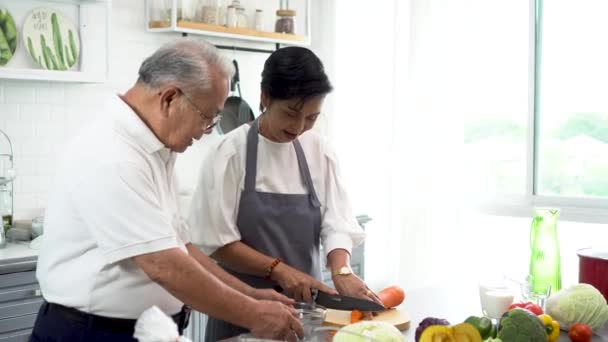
[145,0,311,47]
[149,20,309,44]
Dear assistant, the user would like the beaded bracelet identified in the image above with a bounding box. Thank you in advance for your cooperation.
[265,257,282,280]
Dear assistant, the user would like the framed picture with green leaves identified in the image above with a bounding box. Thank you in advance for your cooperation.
[22,7,80,71]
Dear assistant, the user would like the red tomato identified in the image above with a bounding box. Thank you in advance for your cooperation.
[569,323,593,342]
[508,302,543,315]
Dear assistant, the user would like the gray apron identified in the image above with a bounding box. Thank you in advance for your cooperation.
[205,119,322,342]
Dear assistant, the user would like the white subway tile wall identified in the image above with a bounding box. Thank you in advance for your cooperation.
[0,82,111,214]
[0,0,271,217]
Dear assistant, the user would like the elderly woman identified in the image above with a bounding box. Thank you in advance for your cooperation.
[188,46,381,341]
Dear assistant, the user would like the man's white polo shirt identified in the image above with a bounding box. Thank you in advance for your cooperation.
[36,95,190,319]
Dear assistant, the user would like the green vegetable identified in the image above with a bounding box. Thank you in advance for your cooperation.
[334,321,406,342]
[546,283,608,332]
[497,308,547,342]
[484,339,502,342]
[465,316,497,339]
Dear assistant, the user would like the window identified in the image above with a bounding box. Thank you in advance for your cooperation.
[462,1,530,196]
[537,0,608,198]
[463,0,608,221]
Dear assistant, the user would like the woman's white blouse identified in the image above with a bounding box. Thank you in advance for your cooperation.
[187,124,365,261]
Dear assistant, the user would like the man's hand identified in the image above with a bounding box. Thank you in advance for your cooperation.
[272,263,337,302]
[250,288,295,306]
[249,301,303,341]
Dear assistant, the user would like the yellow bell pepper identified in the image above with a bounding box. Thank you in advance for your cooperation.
[419,323,482,342]
[538,314,560,342]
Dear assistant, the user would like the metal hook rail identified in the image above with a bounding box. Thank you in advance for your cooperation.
[181,32,278,54]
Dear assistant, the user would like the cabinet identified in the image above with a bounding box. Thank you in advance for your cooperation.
[0,271,42,342]
[0,0,111,83]
[145,0,311,46]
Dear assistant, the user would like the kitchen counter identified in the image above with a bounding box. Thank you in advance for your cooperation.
[221,284,608,341]
[402,285,608,342]
[0,241,39,274]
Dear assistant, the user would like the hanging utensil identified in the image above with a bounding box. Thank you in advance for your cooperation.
[217,59,255,134]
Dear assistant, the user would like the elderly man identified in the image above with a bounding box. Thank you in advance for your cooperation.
[31,40,303,342]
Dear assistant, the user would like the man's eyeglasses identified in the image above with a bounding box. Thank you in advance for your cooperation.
[178,89,222,130]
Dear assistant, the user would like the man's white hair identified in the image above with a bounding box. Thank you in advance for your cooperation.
[137,38,234,94]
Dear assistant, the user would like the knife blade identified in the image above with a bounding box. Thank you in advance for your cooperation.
[313,289,385,312]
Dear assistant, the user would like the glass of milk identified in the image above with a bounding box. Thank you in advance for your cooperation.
[479,279,515,320]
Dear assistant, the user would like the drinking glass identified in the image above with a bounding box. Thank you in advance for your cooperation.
[294,302,326,339]
[479,278,515,320]
[520,274,552,312]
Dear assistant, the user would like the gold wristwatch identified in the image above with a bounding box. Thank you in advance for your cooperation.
[331,266,352,277]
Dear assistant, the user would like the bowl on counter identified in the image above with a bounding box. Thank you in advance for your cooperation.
[234,303,326,342]
[294,302,326,338]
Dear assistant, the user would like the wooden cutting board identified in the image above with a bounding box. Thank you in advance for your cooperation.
[323,309,411,331]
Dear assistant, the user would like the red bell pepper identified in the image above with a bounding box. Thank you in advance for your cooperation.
[508,302,543,315]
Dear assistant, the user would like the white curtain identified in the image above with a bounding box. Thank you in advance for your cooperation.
[325,0,402,290]
[330,0,517,290]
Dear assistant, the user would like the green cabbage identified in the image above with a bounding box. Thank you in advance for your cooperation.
[546,283,608,331]
[333,321,406,342]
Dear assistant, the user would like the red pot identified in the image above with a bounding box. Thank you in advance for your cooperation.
[578,248,608,302]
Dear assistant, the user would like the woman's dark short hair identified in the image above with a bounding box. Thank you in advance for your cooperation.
[261,46,333,110]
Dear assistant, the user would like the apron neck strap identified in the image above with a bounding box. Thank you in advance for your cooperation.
[292,139,321,208]
[244,119,260,192]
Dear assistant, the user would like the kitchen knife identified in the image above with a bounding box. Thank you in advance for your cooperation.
[313,289,385,312]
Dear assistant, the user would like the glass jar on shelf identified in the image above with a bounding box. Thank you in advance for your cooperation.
[275,9,296,34]
[180,0,199,21]
[254,9,264,31]
[226,5,237,28]
[201,0,223,25]
[235,6,248,28]
[226,0,248,28]
[150,0,171,23]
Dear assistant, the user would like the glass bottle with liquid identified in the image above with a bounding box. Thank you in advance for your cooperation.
[529,208,562,297]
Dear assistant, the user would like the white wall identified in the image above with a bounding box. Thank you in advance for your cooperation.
[0,0,332,219]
